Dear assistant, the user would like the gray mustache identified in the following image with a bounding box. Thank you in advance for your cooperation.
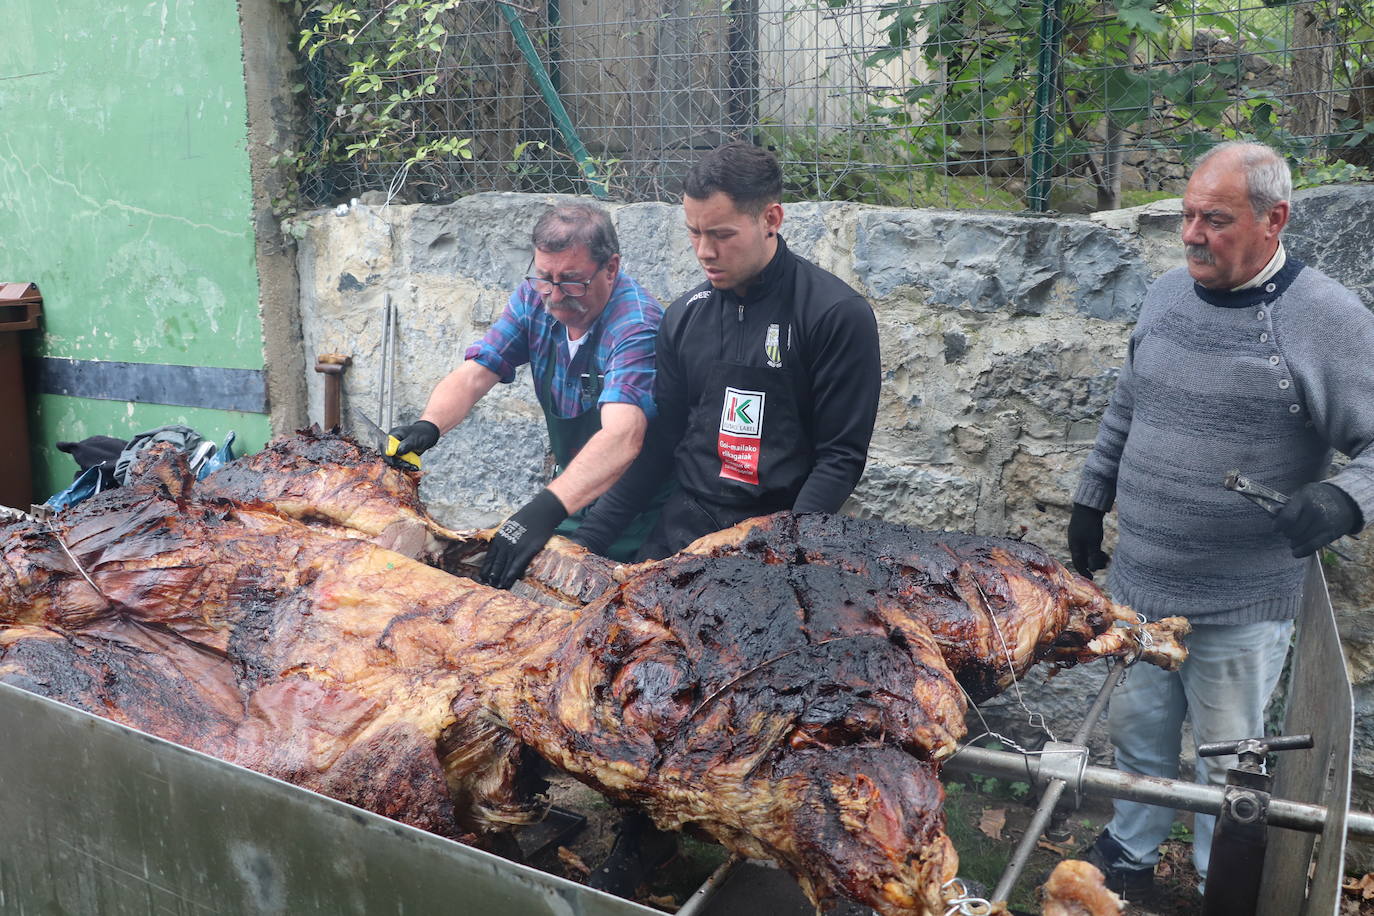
[544,296,589,314]
[1186,244,1215,265]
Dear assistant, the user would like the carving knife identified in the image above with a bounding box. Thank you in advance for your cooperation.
[353,409,422,470]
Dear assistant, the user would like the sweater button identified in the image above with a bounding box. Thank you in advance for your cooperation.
[1279,379,1290,389]
[1268,355,1280,366]
[1256,310,1266,320]
[1289,404,1301,414]
[1265,282,1277,293]
[1260,332,1269,342]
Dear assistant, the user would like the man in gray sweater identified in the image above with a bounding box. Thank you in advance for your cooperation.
[1068,140,1374,896]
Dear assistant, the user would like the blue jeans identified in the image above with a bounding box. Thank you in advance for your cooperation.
[1102,619,1293,881]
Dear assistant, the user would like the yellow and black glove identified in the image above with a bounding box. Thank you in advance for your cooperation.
[384,420,439,470]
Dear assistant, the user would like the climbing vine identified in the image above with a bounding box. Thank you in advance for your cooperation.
[272,0,477,213]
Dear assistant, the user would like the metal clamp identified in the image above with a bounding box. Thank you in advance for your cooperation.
[1037,741,1089,808]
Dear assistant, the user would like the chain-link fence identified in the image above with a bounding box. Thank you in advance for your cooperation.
[287,0,1374,212]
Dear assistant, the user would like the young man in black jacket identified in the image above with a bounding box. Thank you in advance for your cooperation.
[576,142,882,897]
[576,142,882,565]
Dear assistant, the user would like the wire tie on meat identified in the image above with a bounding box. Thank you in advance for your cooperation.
[1124,613,1154,667]
[971,575,1056,743]
[958,727,1038,759]
[43,522,110,607]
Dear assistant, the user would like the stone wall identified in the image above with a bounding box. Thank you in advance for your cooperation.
[290,185,1374,860]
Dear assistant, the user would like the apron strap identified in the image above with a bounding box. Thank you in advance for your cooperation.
[538,316,609,470]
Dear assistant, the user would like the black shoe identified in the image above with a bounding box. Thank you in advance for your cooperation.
[587,813,678,898]
[1082,831,1155,896]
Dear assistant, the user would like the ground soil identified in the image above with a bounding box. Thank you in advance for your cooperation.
[516,773,1374,915]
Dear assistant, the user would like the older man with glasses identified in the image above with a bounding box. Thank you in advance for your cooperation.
[388,203,665,587]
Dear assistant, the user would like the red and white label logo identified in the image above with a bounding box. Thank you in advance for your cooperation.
[718,387,765,484]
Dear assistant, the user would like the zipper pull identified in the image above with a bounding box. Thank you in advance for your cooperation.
[737,302,744,323]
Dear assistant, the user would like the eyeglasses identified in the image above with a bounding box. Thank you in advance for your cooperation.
[524,257,608,299]
[525,275,594,298]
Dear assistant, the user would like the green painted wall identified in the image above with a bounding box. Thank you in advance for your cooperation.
[0,0,271,501]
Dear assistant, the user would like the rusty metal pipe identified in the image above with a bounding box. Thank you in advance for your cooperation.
[943,744,1374,840]
[986,660,1125,903]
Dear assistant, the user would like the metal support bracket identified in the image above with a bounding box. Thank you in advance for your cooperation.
[1036,741,1088,809]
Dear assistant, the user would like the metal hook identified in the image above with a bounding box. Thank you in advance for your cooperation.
[942,878,995,916]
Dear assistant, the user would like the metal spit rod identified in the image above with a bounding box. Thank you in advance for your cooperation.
[980,659,1126,903]
[944,743,1374,840]
[377,294,397,430]
[674,854,743,916]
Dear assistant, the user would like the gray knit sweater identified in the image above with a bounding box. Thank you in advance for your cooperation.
[1074,258,1374,624]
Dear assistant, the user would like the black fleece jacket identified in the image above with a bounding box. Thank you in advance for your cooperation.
[576,236,881,552]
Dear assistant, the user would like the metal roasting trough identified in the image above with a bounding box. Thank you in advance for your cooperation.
[0,558,1362,915]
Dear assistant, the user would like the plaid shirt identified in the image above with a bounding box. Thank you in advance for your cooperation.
[465,272,663,420]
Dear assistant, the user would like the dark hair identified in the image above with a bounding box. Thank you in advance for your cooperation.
[531,203,620,265]
[683,142,783,215]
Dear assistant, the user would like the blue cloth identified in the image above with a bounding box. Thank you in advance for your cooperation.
[45,430,237,510]
[1101,618,1292,881]
[465,272,663,420]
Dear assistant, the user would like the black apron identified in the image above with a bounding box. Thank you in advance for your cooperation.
[640,296,809,560]
[536,320,662,562]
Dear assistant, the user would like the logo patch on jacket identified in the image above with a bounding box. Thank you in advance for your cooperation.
[765,324,782,368]
[718,386,765,484]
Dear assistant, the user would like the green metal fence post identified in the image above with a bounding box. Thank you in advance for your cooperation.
[498,2,608,199]
[1028,0,1064,212]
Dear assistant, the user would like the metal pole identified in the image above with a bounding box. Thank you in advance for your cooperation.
[497,2,608,199]
[944,744,1374,840]
[1027,0,1063,211]
[674,854,741,916]
[377,294,395,430]
[986,661,1124,902]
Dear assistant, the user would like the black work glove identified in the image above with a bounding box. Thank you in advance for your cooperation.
[1068,503,1110,580]
[385,420,440,469]
[480,488,569,590]
[1273,482,1362,558]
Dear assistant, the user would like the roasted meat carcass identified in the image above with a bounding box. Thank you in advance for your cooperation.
[663,513,1186,701]
[205,429,1186,690]
[0,456,561,838]
[198,426,619,607]
[0,443,959,914]
[510,553,969,912]
[0,430,1186,916]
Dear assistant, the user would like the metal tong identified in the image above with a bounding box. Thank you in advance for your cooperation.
[1223,470,1355,562]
